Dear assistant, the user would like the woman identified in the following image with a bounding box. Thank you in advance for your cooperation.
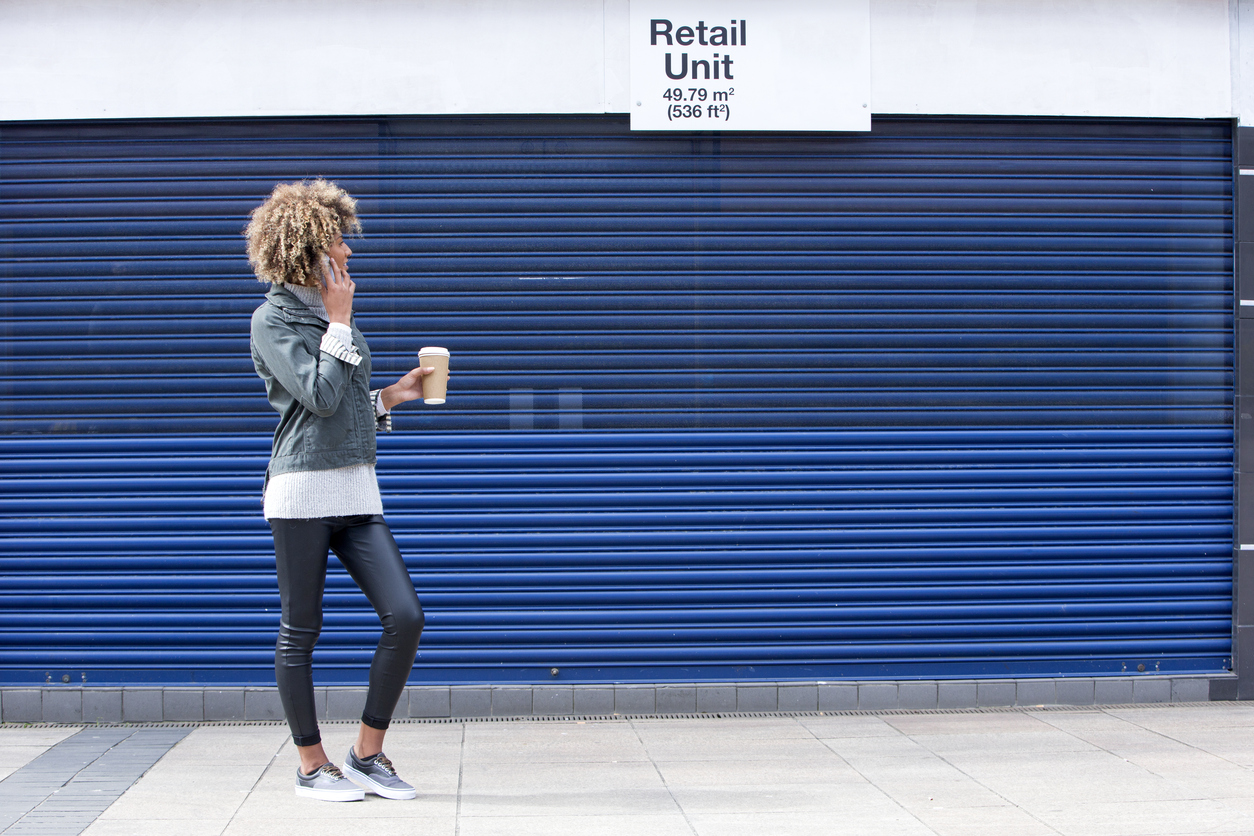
[246,179,432,802]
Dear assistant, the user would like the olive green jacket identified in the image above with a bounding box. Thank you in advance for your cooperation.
[250,284,385,487]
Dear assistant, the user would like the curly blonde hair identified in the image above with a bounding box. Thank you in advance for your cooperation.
[244,179,362,287]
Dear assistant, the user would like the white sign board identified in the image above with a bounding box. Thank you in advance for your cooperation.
[629,0,871,132]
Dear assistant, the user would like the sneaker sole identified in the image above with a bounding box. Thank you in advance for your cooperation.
[295,785,365,802]
[342,762,418,800]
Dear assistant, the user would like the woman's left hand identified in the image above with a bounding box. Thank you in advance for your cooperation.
[380,367,438,411]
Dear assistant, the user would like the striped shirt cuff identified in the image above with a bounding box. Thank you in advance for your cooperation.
[320,324,362,367]
[370,389,392,433]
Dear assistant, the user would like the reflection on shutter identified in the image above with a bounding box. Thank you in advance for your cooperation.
[0,115,1233,684]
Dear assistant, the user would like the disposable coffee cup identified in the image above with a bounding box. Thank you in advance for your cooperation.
[419,347,450,404]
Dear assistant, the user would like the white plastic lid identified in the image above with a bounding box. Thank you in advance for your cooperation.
[418,346,450,356]
[424,398,446,405]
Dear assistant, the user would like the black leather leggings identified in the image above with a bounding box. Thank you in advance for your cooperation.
[269,514,424,746]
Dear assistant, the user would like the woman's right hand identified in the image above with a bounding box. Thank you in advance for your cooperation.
[320,256,355,326]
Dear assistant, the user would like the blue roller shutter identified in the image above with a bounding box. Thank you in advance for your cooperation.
[0,115,1233,685]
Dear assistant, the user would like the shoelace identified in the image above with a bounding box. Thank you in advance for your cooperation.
[365,753,398,777]
[317,763,347,780]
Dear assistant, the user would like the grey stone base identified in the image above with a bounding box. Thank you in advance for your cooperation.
[0,675,1240,724]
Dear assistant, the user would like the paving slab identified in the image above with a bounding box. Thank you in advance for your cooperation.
[223,819,456,836]
[654,757,867,787]
[641,733,839,762]
[910,805,1059,836]
[909,729,1101,756]
[885,711,1052,735]
[461,721,648,764]
[83,821,231,836]
[688,808,935,836]
[819,732,933,761]
[1036,797,1254,836]
[457,813,693,836]
[0,726,82,772]
[947,749,1205,807]
[795,714,900,738]
[633,715,818,739]
[460,762,676,817]
[880,775,1015,812]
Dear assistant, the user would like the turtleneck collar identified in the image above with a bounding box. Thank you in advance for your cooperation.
[286,283,328,321]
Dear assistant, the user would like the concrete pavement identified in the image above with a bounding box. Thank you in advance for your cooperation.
[3,702,1254,835]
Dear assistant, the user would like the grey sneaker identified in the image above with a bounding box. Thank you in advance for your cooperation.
[295,762,365,802]
[342,747,417,800]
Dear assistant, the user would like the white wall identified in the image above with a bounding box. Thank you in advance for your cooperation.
[0,0,1237,122]
[871,0,1231,119]
[1237,0,1254,120]
[0,0,617,120]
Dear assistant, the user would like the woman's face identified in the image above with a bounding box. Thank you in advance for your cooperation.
[327,235,352,272]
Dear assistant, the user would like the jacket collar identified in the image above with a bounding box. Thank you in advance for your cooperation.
[265,283,327,324]
[266,282,304,308]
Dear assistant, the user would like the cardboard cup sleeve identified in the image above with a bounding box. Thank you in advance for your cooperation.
[419,347,450,404]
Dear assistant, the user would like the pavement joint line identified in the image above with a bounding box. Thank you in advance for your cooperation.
[0,726,191,836]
